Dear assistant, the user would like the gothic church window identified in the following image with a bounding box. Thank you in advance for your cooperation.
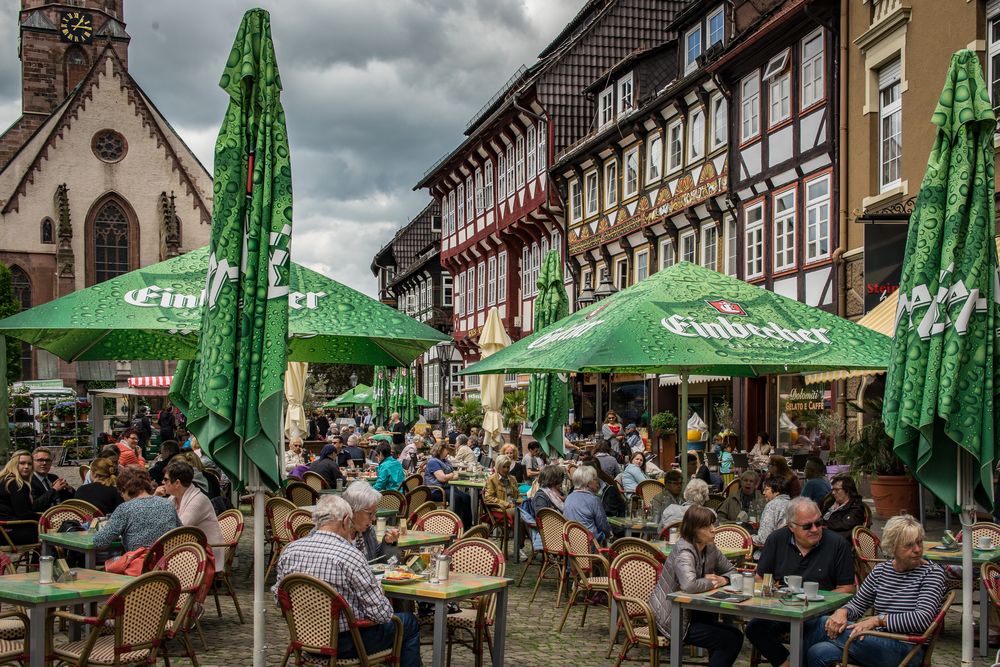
[9,266,32,379]
[92,130,127,163]
[94,201,130,283]
[41,218,54,244]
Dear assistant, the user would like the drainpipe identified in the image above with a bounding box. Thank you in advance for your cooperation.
[834,0,849,423]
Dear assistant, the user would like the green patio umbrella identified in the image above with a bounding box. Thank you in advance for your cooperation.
[323,383,372,408]
[528,250,570,456]
[0,246,447,366]
[463,261,891,487]
[372,366,391,426]
[882,50,998,665]
[389,365,418,424]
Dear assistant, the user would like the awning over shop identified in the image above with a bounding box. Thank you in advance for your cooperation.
[126,375,173,396]
[658,374,729,387]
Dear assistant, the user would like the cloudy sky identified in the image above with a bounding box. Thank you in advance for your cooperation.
[0,0,582,296]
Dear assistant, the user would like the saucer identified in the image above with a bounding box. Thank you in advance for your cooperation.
[797,593,824,601]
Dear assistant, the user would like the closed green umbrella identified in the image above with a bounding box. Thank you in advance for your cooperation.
[528,250,570,456]
[389,365,418,424]
[882,50,998,666]
[372,366,391,425]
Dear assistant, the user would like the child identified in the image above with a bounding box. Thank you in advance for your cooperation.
[720,440,735,487]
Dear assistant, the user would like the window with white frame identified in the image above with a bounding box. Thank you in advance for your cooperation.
[600,87,614,128]
[570,179,583,222]
[474,169,483,214]
[456,184,465,228]
[624,146,639,197]
[477,261,485,309]
[441,194,450,235]
[689,109,705,162]
[725,218,737,276]
[702,225,718,270]
[681,230,696,263]
[711,96,727,150]
[586,171,599,216]
[506,144,515,195]
[497,153,506,202]
[773,189,797,272]
[801,29,824,108]
[769,71,791,126]
[615,257,629,290]
[526,126,537,176]
[745,203,764,279]
[685,24,702,73]
[521,248,530,295]
[484,160,494,211]
[618,73,634,114]
[667,120,683,172]
[541,236,549,263]
[531,243,541,296]
[990,14,1000,115]
[487,255,498,305]
[497,251,507,301]
[466,266,475,313]
[805,173,831,262]
[516,135,525,187]
[741,73,760,142]
[537,121,547,174]
[646,133,662,182]
[879,60,902,191]
[465,176,474,223]
[635,248,649,282]
[604,160,618,209]
[708,6,725,47]
[660,238,675,269]
[443,274,453,307]
[448,191,457,233]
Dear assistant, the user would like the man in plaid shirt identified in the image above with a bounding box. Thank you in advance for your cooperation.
[274,495,421,665]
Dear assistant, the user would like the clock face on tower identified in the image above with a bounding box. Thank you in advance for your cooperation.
[59,11,94,43]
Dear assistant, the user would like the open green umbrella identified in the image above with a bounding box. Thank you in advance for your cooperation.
[882,50,998,665]
[323,383,372,408]
[0,246,447,366]
[528,250,570,456]
[463,261,891,486]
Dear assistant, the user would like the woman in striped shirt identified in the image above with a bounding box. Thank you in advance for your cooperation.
[806,514,947,667]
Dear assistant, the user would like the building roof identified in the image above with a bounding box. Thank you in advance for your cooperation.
[707,0,810,73]
[582,41,676,95]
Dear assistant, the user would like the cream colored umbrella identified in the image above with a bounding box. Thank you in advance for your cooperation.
[478,307,511,451]
[283,361,309,439]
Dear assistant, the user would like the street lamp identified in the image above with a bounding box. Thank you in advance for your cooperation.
[439,340,454,426]
[349,370,358,388]
[593,272,618,301]
[576,286,595,310]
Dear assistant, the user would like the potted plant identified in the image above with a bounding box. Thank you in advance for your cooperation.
[650,411,679,469]
[714,399,737,450]
[835,398,918,519]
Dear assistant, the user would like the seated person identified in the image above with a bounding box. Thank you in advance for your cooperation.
[800,457,831,504]
[452,434,477,467]
[74,457,124,516]
[424,443,472,529]
[343,435,366,467]
[650,505,744,667]
[749,497,855,667]
[500,444,526,483]
[619,451,649,495]
[753,475,792,547]
[92,466,180,552]
[528,465,566,550]
[563,465,611,543]
[342,482,399,563]
[821,475,867,541]
[0,451,40,545]
[149,440,180,485]
[272,495,420,666]
[483,455,520,526]
[650,470,684,520]
[159,460,226,567]
[30,447,74,512]
[806,514,947,667]
[372,442,406,493]
[717,470,764,524]
[308,444,344,489]
[660,478,711,531]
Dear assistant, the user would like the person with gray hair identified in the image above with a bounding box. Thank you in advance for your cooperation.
[659,478,712,530]
[274,494,421,666]
[563,465,610,542]
[343,434,366,467]
[717,469,765,524]
[342,481,400,562]
[453,434,477,467]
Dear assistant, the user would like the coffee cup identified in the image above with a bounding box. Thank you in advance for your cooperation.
[785,575,803,592]
[743,575,755,597]
[729,573,742,591]
[981,535,994,550]
[803,581,820,598]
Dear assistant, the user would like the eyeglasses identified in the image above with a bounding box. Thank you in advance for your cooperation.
[792,520,825,531]
[34,458,52,464]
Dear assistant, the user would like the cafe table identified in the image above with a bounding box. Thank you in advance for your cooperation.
[300,504,396,519]
[396,530,454,549]
[39,531,121,569]
[924,540,1000,657]
[667,587,851,667]
[449,478,486,525]
[608,516,659,538]
[0,569,134,667]
[381,572,509,667]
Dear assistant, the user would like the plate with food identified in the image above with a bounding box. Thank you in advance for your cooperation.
[382,569,423,585]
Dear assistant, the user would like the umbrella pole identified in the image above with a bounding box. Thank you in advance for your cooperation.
[680,371,689,490]
[959,450,974,667]
[251,465,267,667]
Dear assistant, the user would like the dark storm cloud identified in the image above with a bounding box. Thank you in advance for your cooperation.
[0,1,581,296]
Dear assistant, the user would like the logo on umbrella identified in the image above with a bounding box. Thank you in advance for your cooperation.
[707,300,747,316]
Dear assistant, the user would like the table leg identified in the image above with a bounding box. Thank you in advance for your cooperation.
[789,620,803,667]
[85,547,96,570]
[40,541,52,560]
[981,582,989,657]
[28,607,46,667]
[513,515,521,564]
[449,485,456,514]
[669,602,681,667]
[609,591,618,645]
[471,488,480,525]
[492,587,507,667]
[431,599,447,667]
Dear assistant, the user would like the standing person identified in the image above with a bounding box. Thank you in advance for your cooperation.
[748,497,855,667]
[74,457,124,516]
[0,451,40,545]
[315,410,331,440]
[749,432,773,467]
[624,423,644,455]
[131,406,153,455]
[388,412,406,455]
[563,466,611,543]
[157,403,177,442]
[650,505,744,667]
[399,436,421,473]
[115,428,146,468]
[30,447,74,511]
[424,443,472,528]
[159,460,226,567]
[372,442,405,493]
[801,457,832,504]
[602,411,623,456]
[522,441,547,480]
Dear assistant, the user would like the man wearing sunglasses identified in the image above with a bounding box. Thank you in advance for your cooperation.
[747,496,856,667]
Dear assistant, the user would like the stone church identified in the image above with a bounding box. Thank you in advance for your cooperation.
[0,0,212,389]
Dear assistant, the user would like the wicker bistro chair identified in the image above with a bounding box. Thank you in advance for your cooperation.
[49,571,181,667]
[605,537,666,565]
[460,524,490,540]
[851,526,885,586]
[60,498,104,517]
[292,522,316,540]
[443,537,506,667]
[714,524,753,562]
[302,471,328,491]
[39,504,94,533]
[264,497,299,582]
[415,509,464,539]
[523,508,568,607]
[377,490,407,523]
[211,509,245,623]
[284,481,319,508]
[0,553,28,652]
[276,573,402,667]
[286,509,315,541]
[406,485,445,513]
[723,478,740,497]
[407,501,440,527]
[837,590,956,667]
[982,563,1000,639]
[149,543,210,667]
[957,522,1000,549]
[402,473,422,494]
[142,526,210,574]
[0,518,39,573]
[608,552,666,666]
[634,480,664,510]
[558,520,612,632]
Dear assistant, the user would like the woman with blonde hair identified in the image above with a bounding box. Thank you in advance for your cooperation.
[75,457,124,515]
[0,450,38,544]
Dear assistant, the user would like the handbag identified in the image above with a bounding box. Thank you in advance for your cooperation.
[104,547,148,576]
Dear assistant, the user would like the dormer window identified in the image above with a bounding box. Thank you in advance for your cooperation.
[685,24,703,73]
[599,87,614,128]
[618,73,634,114]
[708,7,725,48]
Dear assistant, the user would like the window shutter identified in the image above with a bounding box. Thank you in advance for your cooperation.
[878,60,901,88]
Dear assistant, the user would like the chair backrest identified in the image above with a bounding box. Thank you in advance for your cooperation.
[285,509,314,540]
[563,520,601,576]
[607,537,666,564]
[723,478,740,497]
[292,522,315,540]
[266,496,299,544]
[39,503,92,534]
[302,471,327,491]
[60,498,104,517]
[408,501,438,525]
[284,481,319,507]
[402,473,422,493]
[78,463,90,484]
[705,495,725,511]
[962,522,1000,549]
[79,571,180,664]
[143,525,209,573]
[851,525,882,560]
[790,454,808,471]
[378,489,406,518]
[536,508,568,556]
[609,552,662,637]
[216,508,244,571]
[634,479,664,508]
[461,524,490,540]
[714,524,752,557]
[705,452,720,468]
[0,553,14,575]
[276,573,369,663]
[445,537,505,622]
[917,590,957,667]
[406,485,439,510]
[731,453,749,470]
[416,509,463,537]
[151,543,209,634]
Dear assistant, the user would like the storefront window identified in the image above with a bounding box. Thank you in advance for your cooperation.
[776,375,833,450]
[609,377,649,426]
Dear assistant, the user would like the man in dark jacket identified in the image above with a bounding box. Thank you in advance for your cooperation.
[157,404,177,442]
[30,447,74,512]
[315,410,331,440]
[131,406,153,452]
[308,444,343,488]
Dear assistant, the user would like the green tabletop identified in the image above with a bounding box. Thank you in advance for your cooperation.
[397,530,453,548]
[609,517,659,531]
[449,479,486,489]
[381,572,508,600]
[924,541,1000,565]
[650,540,748,561]
[39,531,120,550]
[299,504,396,518]
[669,588,851,620]
[0,569,133,605]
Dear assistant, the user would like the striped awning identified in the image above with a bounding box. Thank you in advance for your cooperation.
[659,374,730,387]
[127,376,173,388]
